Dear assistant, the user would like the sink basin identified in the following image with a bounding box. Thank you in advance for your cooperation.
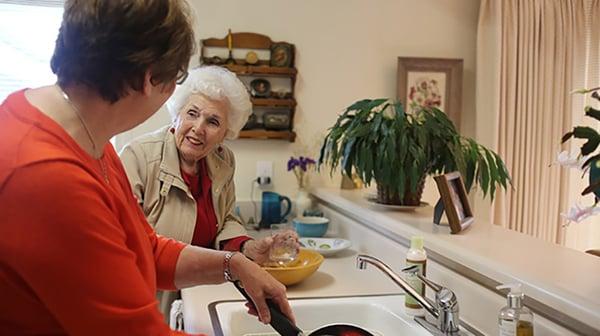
[208,294,431,336]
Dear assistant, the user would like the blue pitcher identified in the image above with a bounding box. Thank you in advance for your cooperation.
[259,191,292,228]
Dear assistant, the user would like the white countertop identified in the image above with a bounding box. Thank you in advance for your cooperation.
[311,188,600,332]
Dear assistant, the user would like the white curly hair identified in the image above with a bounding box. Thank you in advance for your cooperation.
[166,66,252,139]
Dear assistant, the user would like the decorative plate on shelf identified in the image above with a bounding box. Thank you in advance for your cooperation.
[245,51,259,65]
[364,194,429,212]
[299,238,352,257]
[250,78,271,97]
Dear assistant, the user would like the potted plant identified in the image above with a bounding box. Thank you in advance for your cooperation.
[557,88,600,223]
[318,99,511,206]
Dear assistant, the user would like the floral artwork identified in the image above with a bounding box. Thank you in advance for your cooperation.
[397,57,462,126]
[406,71,447,113]
[287,156,316,189]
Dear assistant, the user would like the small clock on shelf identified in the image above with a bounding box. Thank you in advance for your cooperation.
[270,42,294,67]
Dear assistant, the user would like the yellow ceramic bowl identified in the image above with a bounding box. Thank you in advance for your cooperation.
[262,249,324,286]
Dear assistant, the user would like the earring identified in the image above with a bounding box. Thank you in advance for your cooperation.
[169,127,175,134]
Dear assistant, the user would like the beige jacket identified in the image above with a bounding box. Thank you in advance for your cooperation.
[119,126,247,249]
[119,126,248,320]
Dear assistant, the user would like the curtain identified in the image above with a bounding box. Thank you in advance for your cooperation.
[477,0,595,244]
[564,0,600,251]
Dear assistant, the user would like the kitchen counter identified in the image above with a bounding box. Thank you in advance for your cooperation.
[311,187,600,335]
[181,187,600,335]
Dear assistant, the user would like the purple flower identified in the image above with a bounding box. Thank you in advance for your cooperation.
[287,156,315,172]
[287,157,300,171]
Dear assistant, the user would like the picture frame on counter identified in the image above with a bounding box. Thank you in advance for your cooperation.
[433,171,474,234]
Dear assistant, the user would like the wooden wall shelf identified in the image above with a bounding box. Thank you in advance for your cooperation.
[200,32,297,142]
[221,63,297,77]
[251,98,296,107]
[238,130,296,141]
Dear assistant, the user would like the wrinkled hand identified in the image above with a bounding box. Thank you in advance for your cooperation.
[242,231,300,265]
[230,253,295,324]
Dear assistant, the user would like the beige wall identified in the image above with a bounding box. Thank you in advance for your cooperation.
[115,0,481,204]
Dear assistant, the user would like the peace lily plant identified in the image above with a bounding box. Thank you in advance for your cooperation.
[319,98,511,206]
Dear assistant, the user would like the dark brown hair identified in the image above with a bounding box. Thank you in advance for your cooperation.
[51,0,195,103]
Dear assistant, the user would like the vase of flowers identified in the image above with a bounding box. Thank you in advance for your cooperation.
[558,87,600,224]
[288,156,316,216]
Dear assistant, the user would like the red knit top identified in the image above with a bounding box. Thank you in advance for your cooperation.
[0,90,201,335]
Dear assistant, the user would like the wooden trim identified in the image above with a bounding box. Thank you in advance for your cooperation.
[221,63,297,76]
[238,130,296,142]
[202,32,273,49]
[251,98,296,107]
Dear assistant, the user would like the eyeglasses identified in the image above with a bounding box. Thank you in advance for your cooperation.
[176,69,189,85]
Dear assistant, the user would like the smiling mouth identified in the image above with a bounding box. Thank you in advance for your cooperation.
[186,136,204,146]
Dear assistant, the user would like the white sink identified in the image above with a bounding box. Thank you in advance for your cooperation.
[208,294,431,336]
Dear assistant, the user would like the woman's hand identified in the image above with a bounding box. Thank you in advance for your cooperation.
[229,253,295,324]
[242,231,300,265]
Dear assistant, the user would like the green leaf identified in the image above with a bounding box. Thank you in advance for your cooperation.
[479,156,490,196]
[342,137,357,177]
[582,153,600,170]
[561,131,574,143]
[366,98,389,111]
[493,152,510,189]
[484,148,498,194]
[393,101,405,121]
[372,113,383,135]
[572,126,600,155]
[346,99,372,113]
[585,106,600,122]
[582,179,600,196]
[364,143,373,183]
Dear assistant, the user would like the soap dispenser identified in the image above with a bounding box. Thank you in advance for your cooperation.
[496,283,534,336]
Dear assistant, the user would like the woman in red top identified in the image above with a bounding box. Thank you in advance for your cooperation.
[0,1,294,335]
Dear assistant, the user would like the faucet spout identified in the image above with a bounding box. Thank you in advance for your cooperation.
[356,254,438,318]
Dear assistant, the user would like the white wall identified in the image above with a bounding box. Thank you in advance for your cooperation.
[115,0,481,205]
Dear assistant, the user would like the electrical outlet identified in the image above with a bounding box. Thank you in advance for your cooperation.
[256,161,273,187]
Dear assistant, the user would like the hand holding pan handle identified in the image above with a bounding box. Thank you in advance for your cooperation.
[233,281,374,336]
[233,281,304,336]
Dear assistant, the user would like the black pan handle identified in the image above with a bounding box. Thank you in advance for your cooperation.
[233,281,304,336]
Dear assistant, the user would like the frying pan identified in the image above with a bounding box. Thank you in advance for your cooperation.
[234,281,374,336]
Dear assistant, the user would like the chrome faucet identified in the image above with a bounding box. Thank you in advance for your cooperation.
[356,254,461,335]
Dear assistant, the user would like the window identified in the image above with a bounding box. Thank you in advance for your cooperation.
[0,1,63,100]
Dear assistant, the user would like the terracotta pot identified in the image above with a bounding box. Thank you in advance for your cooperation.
[376,176,426,206]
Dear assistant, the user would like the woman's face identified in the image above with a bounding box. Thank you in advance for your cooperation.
[173,93,229,165]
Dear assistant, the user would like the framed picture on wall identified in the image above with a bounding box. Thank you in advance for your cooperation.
[397,57,463,128]
[433,172,474,234]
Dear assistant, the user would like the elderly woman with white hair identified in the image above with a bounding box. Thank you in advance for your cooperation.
[120,65,298,317]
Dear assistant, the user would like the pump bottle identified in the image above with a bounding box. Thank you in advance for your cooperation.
[497,283,534,336]
[405,236,427,316]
